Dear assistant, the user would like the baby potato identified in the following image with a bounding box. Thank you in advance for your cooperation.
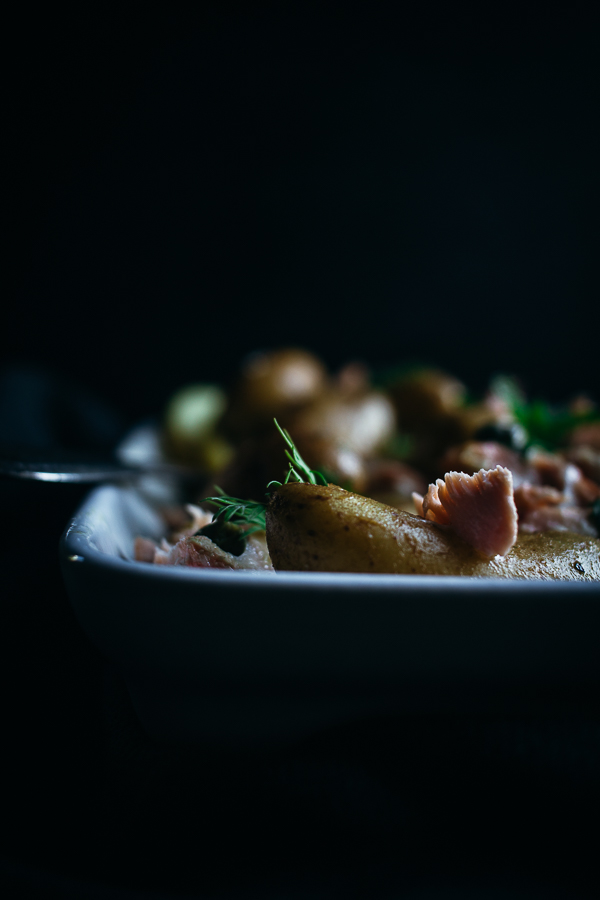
[223,348,328,438]
[266,483,600,580]
[290,389,397,458]
[389,368,466,425]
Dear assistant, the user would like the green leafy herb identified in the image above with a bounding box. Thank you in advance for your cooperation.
[267,419,329,488]
[490,375,599,451]
[200,486,266,535]
[199,422,331,545]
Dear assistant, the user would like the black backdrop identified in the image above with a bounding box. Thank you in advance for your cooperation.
[3,6,600,897]
[5,3,600,421]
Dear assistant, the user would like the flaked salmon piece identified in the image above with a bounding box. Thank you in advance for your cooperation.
[134,536,159,563]
[527,449,600,505]
[134,524,274,570]
[166,532,274,571]
[564,445,600,486]
[419,465,518,559]
[412,491,425,517]
[167,537,236,568]
[517,505,598,536]
[514,483,599,537]
[514,483,563,514]
[169,503,213,542]
[133,536,174,564]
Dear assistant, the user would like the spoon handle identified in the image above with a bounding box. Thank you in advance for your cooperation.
[0,458,196,484]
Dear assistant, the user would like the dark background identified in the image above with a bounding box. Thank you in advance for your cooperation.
[5,3,599,422]
[2,5,600,898]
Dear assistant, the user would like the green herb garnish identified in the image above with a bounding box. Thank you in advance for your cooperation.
[490,375,599,451]
[200,486,267,535]
[199,422,330,550]
[267,419,329,488]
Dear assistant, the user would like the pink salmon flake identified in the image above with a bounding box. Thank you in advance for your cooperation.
[421,465,518,559]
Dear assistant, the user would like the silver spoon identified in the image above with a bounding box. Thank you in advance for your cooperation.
[0,454,200,484]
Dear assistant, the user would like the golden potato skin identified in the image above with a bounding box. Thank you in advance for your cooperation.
[266,483,600,580]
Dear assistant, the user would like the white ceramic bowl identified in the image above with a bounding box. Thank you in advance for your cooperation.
[60,481,600,749]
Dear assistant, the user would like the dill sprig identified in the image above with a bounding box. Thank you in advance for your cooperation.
[200,486,266,535]
[267,419,328,488]
[199,422,328,534]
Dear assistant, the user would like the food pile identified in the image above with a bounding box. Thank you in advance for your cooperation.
[135,348,600,580]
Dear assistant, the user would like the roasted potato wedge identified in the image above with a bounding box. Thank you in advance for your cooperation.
[266,483,600,580]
